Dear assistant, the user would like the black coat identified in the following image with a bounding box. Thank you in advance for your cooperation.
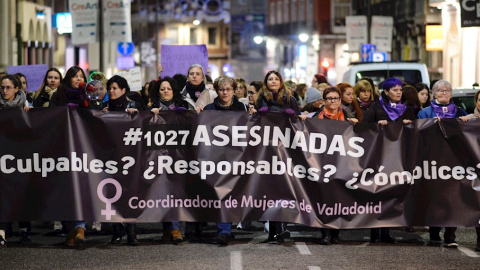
[362,91,416,123]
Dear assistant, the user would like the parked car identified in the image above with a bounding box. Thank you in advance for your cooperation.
[342,61,430,87]
[452,88,479,114]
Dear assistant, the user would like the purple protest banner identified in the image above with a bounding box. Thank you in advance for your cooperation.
[160,45,209,78]
[7,64,49,92]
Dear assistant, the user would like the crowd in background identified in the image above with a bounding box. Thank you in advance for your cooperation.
[1,63,480,251]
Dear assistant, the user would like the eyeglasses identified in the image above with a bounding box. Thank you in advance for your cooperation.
[247,91,256,95]
[0,86,14,91]
[219,88,233,92]
[437,89,452,94]
[325,97,340,102]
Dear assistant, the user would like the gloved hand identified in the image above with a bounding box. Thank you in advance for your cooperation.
[175,106,186,114]
[283,108,296,117]
[258,107,269,114]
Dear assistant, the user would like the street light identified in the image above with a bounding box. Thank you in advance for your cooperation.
[193,19,200,25]
[253,35,263,44]
[298,33,309,43]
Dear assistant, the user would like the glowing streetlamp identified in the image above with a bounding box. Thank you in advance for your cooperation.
[298,33,309,43]
[253,35,264,44]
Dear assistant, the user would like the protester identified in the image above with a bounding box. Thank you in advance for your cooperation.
[337,82,362,122]
[300,87,324,117]
[354,80,374,113]
[48,66,90,248]
[235,78,249,105]
[403,84,422,116]
[181,64,216,110]
[33,68,63,108]
[311,73,330,88]
[103,75,141,245]
[88,71,109,111]
[0,74,29,247]
[414,82,431,108]
[296,83,307,108]
[203,75,248,245]
[458,90,480,251]
[251,70,300,116]
[418,80,467,248]
[247,80,262,106]
[250,70,300,242]
[363,77,416,244]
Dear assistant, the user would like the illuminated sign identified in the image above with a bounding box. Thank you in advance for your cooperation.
[426,25,443,51]
[55,13,72,34]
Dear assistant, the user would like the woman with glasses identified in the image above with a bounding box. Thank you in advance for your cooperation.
[418,80,467,248]
[203,75,248,245]
[362,77,415,244]
[312,86,358,125]
[0,74,29,247]
[247,81,262,106]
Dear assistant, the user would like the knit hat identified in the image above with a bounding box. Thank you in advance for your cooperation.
[305,87,323,104]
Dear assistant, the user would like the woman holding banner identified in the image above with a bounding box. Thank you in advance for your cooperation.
[104,75,142,245]
[250,70,300,243]
[0,74,29,247]
[203,75,248,245]
[459,90,480,251]
[418,80,467,248]
[48,66,90,249]
[150,76,193,244]
[180,64,216,110]
[362,77,416,244]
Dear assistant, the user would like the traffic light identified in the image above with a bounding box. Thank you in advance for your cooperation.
[321,58,330,74]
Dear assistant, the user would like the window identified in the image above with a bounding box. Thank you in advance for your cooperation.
[190,28,197,44]
[331,0,351,34]
[167,27,178,44]
[208,27,217,45]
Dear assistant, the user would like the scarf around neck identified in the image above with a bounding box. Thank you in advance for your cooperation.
[108,93,128,110]
[431,100,457,118]
[185,81,205,102]
[379,96,406,121]
[358,98,372,110]
[0,90,26,109]
[318,106,345,121]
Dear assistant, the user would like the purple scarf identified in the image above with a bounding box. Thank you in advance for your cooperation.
[379,97,407,121]
[358,98,372,110]
[430,100,457,118]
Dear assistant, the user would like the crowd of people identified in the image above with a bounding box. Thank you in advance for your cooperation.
[1,64,480,251]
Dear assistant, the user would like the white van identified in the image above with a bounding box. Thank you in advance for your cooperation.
[341,62,430,87]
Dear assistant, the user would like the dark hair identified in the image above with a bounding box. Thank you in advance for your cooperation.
[261,70,291,105]
[1,74,21,88]
[249,80,263,92]
[403,85,421,108]
[107,75,130,93]
[14,73,27,86]
[314,73,329,85]
[55,66,87,104]
[172,73,187,91]
[205,74,213,84]
[322,86,341,100]
[337,82,363,121]
[382,77,402,91]
[414,82,431,107]
[430,79,439,91]
[150,76,184,107]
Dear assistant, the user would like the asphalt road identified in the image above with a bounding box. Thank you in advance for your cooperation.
[1,222,479,270]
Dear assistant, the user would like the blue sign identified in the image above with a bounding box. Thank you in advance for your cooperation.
[360,44,377,62]
[117,42,134,56]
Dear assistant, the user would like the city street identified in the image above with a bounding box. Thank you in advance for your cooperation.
[1,222,479,269]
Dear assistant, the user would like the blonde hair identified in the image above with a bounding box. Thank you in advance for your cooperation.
[353,80,374,101]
